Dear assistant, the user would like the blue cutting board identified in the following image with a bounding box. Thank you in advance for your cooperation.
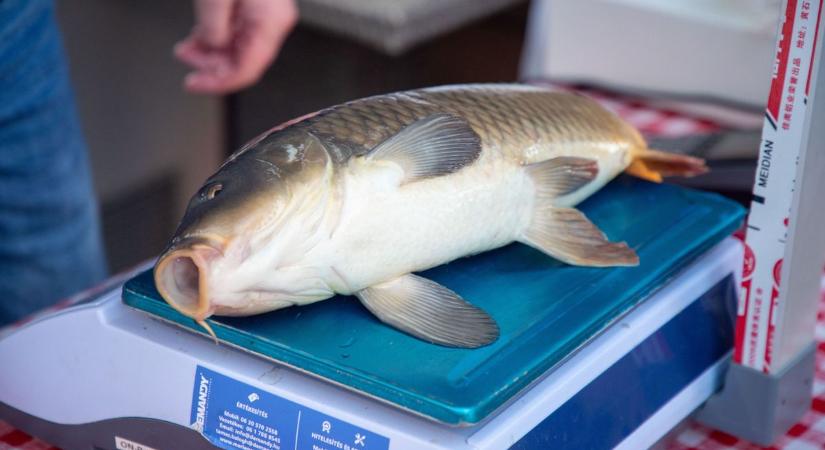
[122,176,745,425]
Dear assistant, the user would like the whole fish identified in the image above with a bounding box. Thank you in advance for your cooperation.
[154,84,706,348]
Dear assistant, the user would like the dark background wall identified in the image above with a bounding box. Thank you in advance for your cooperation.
[230,6,529,149]
[58,2,530,272]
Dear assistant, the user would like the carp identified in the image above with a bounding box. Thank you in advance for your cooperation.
[154,84,706,348]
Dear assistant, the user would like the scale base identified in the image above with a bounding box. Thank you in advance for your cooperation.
[0,239,744,450]
[696,342,816,446]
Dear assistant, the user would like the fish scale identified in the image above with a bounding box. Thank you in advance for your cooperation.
[296,85,641,164]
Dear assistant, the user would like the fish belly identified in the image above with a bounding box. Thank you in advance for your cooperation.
[322,154,532,294]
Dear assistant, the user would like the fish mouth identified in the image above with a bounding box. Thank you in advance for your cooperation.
[154,236,224,321]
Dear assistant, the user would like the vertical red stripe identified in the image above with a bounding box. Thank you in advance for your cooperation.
[734,238,755,364]
[768,0,798,121]
[733,279,750,364]
[764,258,783,372]
[764,287,778,373]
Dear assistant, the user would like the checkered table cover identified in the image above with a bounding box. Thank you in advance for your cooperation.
[0,421,57,450]
[1,87,812,450]
[538,82,728,138]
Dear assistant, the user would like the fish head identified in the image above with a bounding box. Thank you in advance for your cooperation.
[154,130,340,326]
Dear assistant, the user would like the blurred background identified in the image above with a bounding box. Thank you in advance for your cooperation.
[55,0,780,272]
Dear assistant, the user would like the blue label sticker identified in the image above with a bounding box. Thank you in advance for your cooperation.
[190,366,390,450]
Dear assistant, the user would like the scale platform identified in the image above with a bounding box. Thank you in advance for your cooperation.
[0,177,745,450]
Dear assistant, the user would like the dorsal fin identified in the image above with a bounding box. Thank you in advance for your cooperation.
[365,113,481,183]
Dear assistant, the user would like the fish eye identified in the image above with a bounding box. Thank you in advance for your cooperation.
[204,183,223,200]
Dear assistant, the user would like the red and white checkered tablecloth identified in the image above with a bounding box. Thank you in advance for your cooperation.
[566,85,725,137]
[0,420,58,450]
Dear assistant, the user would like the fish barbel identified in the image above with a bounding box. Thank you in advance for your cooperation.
[154,84,706,348]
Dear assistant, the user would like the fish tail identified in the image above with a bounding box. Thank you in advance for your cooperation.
[625,147,708,183]
[197,319,219,345]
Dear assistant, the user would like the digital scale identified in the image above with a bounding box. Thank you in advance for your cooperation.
[0,177,746,450]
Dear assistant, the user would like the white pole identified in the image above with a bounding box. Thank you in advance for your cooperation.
[734,0,825,374]
[697,1,824,444]
[769,0,825,373]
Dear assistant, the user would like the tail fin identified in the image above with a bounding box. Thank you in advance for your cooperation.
[626,148,708,183]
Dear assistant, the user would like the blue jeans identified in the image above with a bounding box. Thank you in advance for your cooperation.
[0,0,107,326]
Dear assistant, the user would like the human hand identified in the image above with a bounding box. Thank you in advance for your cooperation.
[175,0,297,94]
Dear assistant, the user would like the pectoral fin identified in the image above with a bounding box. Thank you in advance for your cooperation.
[364,114,481,183]
[197,319,219,345]
[520,207,639,267]
[356,274,499,348]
